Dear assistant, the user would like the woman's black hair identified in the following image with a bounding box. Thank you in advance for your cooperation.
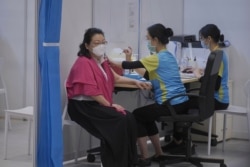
[147,23,174,45]
[199,24,224,43]
[77,28,104,58]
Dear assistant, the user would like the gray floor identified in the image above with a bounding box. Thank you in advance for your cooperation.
[63,140,250,167]
[0,119,250,167]
[0,118,33,167]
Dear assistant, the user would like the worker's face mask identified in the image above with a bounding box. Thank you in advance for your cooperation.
[92,44,106,57]
[200,40,209,49]
[147,40,156,54]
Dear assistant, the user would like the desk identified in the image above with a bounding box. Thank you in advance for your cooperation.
[115,77,198,89]
[113,77,198,112]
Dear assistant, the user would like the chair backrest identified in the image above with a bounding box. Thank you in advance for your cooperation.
[244,79,250,114]
[62,79,78,127]
[62,80,68,127]
[197,50,223,121]
[0,72,9,113]
[0,57,7,91]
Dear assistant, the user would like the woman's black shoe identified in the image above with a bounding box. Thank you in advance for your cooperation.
[161,140,183,153]
[149,154,166,162]
[169,144,196,155]
[134,158,151,167]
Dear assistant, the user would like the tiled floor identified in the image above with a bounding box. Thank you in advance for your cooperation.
[63,139,250,167]
[0,118,33,167]
[0,119,250,167]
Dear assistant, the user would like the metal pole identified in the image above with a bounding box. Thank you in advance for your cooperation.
[23,0,28,107]
[33,0,39,166]
[137,0,141,59]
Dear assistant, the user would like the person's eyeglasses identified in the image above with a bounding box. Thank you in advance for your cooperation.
[92,40,108,46]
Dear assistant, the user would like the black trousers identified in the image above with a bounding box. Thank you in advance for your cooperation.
[214,99,229,110]
[67,100,137,167]
[132,101,189,138]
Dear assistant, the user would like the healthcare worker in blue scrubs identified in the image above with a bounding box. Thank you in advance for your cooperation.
[193,24,229,110]
[161,24,230,156]
[110,23,189,165]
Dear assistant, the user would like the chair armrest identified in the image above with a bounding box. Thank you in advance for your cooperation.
[187,88,200,93]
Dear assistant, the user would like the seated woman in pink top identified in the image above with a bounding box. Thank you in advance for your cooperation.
[66,28,151,167]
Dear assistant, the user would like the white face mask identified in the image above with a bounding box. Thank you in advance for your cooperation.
[200,40,209,49]
[92,44,106,57]
[147,40,156,54]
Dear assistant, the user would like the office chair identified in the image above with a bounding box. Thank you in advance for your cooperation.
[157,50,227,167]
[4,106,34,159]
[207,79,250,155]
[62,81,101,163]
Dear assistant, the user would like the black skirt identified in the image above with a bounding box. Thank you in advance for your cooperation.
[67,99,138,167]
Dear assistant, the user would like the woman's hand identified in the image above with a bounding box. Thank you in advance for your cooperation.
[134,80,152,90]
[193,68,204,79]
[111,104,126,115]
[123,47,133,61]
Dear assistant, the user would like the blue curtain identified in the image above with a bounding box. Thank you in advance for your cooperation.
[37,0,63,167]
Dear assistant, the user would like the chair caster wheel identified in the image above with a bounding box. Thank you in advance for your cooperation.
[159,163,165,167]
[211,139,217,146]
[164,135,171,142]
[220,164,227,167]
[87,154,95,162]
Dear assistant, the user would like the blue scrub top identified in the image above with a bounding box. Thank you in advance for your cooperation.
[140,50,188,105]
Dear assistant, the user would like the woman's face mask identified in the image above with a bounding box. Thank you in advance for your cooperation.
[92,44,106,57]
[147,40,156,54]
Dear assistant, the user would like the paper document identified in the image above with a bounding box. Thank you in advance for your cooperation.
[180,72,196,79]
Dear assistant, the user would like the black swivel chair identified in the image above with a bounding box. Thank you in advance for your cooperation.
[157,50,227,167]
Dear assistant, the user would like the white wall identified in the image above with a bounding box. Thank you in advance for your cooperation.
[93,0,140,56]
[92,0,184,58]
[140,0,184,57]
[183,0,250,139]
[60,0,92,83]
[0,0,35,113]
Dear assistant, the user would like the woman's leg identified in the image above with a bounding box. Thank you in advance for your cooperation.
[161,101,189,153]
[148,133,163,156]
[68,100,137,167]
[137,136,149,159]
[125,111,138,166]
[133,103,169,158]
